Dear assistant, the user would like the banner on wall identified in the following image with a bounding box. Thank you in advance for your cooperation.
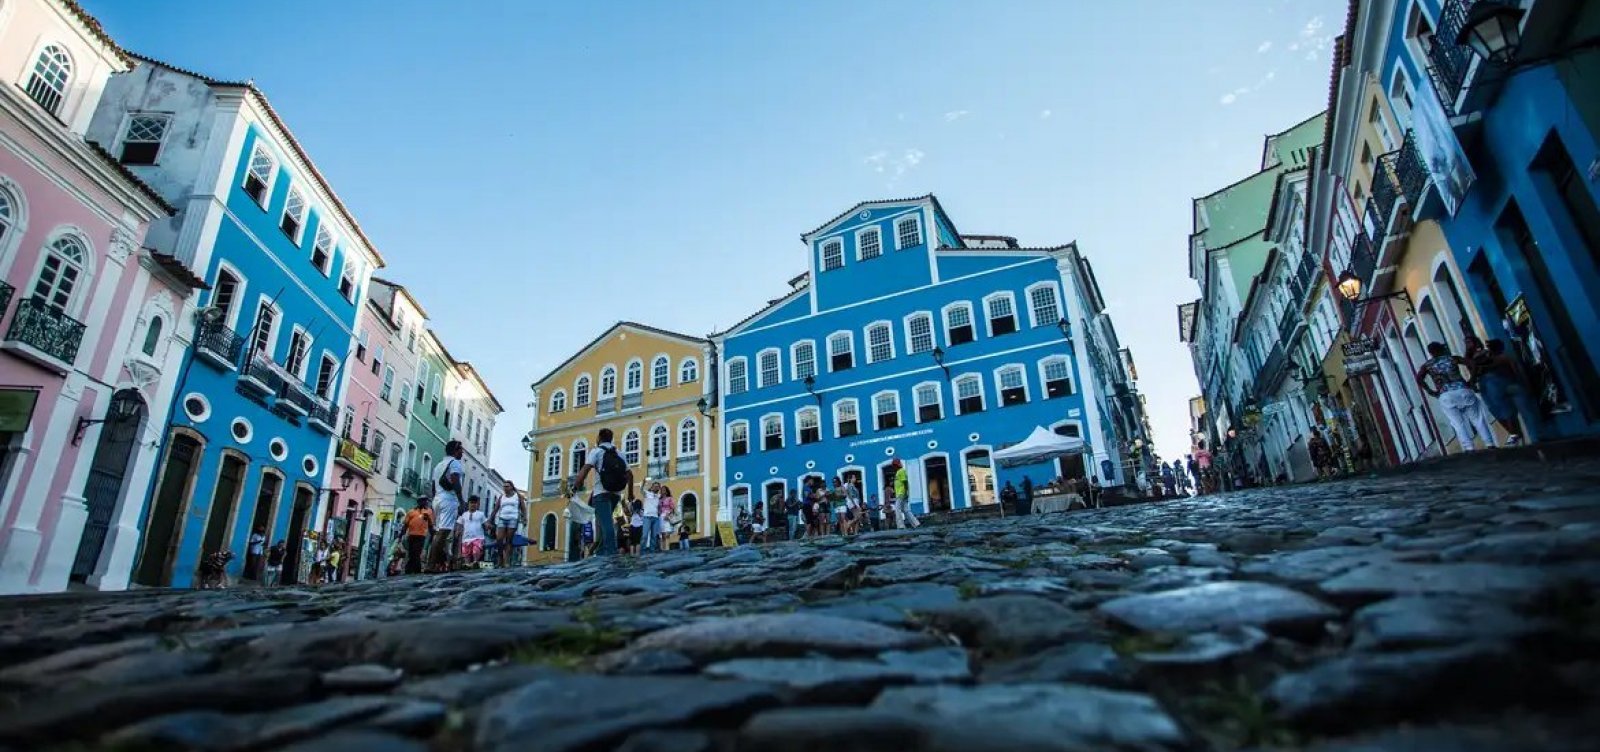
[1342,337,1380,377]
[1409,73,1476,216]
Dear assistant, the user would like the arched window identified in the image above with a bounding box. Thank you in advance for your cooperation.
[679,358,699,383]
[599,365,617,399]
[797,407,821,444]
[650,423,670,460]
[828,331,854,371]
[574,375,591,406]
[996,364,1028,406]
[761,414,784,450]
[540,514,557,550]
[792,340,817,380]
[25,45,72,115]
[895,216,922,248]
[728,420,749,456]
[33,235,87,313]
[834,398,860,437]
[865,322,894,363]
[944,302,976,345]
[904,312,934,354]
[624,360,643,393]
[543,446,562,480]
[873,391,901,430]
[678,417,699,456]
[549,389,567,413]
[0,187,15,246]
[726,357,748,395]
[955,374,986,414]
[141,317,164,357]
[570,440,588,475]
[857,227,882,260]
[821,239,844,271]
[338,261,357,302]
[622,429,641,465]
[281,188,306,243]
[1026,282,1060,328]
[985,292,1018,336]
[1039,356,1073,398]
[651,356,670,389]
[757,349,781,388]
[914,381,943,423]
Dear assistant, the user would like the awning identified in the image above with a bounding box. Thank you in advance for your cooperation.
[992,426,1087,469]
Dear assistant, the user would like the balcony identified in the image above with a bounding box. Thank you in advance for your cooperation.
[336,438,377,477]
[0,281,13,319]
[1424,0,1478,116]
[2,297,86,374]
[1253,344,1288,401]
[647,459,669,479]
[1394,129,1431,220]
[676,455,701,476]
[1276,306,1302,349]
[1370,153,1405,239]
[275,372,327,418]
[542,478,561,496]
[307,402,337,434]
[595,397,617,416]
[195,317,244,370]
[400,468,422,497]
[240,354,282,396]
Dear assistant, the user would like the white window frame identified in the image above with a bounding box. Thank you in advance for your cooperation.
[756,347,782,388]
[116,113,171,165]
[790,339,817,381]
[913,380,944,423]
[28,232,92,316]
[994,363,1030,405]
[543,446,562,480]
[833,397,861,438]
[315,352,339,398]
[574,373,592,406]
[250,297,282,358]
[599,365,618,399]
[280,187,307,245]
[624,358,644,394]
[728,419,751,456]
[760,412,784,451]
[820,239,844,271]
[1024,281,1061,329]
[865,320,895,364]
[549,388,567,413]
[796,406,822,444]
[942,301,976,346]
[678,417,699,456]
[243,145,277,208]
[650,423,671,461]
[855,226,882,260]
[679,357,699,383]
[895,215,922,249]
[311,223,336,276]
[570,440,589,475]
[651,355,671,389]
[827,330,854,372]
[903,311,935,355]
[338,260,357,302]
[622,429,642,465]
[1038,355,1074,398]
[23,44,73,116]
[983,291,1018,337]
[725,356,749,395]
[954,373,986,415]
[872,390,901,431]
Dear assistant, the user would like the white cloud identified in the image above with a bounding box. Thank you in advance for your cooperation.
[863,150,889,174]
[943,110,970,122]
[1040,109,1052,120]
[1257,41,1272,53]
[1300,15,1324,38]
[864,148,926,186]
[1220,93,1238,105]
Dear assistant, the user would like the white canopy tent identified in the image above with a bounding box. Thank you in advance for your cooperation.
[993,426,1087,469]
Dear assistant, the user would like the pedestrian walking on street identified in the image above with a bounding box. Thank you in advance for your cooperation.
[1001,481,1019,515]
[311,540,328,585]
[865,486,882,531]
[572,427,633,557]
[892,459,919,529]
[628,500,645,554]
[459,496,488,567]
[1474,338,1539,445]
[1160,464,1177,496]
[1416,342,1498,452]
[1309,432,1334,479]
[428,441,467,572]
[784,490,802,540]
[402,498,432,575]
[1019,477,1034,516]
[494,480,522,568]
[640,482,664,553]
[264,541,285,586]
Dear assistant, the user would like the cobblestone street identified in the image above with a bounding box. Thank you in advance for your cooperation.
[2,447,1598,752]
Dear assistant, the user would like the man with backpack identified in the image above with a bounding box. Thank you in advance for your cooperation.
[572,428,633,556]
[428,440,467,572]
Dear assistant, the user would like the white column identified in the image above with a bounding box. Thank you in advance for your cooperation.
[0,372,90,593]
[1056,257,1112,486]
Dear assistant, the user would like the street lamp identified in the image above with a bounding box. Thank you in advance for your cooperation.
[520,432,536,453]
[803,375,823,406]
[72,396,142,445]
[1056,318,1072,340]
[1457,0,1525,63]
[696,396,716,428]
[930,347,951,381]
[1337,270,1415,311]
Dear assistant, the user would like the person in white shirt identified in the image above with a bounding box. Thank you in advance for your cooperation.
[457,497,488,566]
[640,481,664,554]
[246,527,267,581]
[571,428,634,556]
[494,480,523,568]
[428,440,466,572]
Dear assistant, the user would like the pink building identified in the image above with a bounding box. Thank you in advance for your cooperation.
[0,0,204,593]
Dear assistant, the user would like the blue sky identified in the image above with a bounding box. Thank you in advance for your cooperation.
[84,0,1344,480]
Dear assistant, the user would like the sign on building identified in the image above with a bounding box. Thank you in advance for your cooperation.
[1343,337,1379,376]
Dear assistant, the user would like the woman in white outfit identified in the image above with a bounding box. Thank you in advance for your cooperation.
[1416,341,1497,452]
[494,480,523,568]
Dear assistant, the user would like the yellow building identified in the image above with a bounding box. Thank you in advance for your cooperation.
[523,322,717,562]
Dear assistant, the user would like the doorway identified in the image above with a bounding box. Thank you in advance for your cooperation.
[963,449,996,506]
[679,492,698,533]
[282,486,313,585]
[245,471,283,581]
[199,453,248,571]
[762,481,785,515]
[923,456,951,513]
[72,389,147,581]
[1054,424,1086,483]
[135,432,201,586]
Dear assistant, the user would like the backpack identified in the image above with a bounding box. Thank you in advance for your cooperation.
[597,446,629,493]
[436,459,458,495]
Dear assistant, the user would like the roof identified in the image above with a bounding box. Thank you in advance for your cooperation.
[57,0,132,66]
[959,234,1021,248]
[127,55,388,270]
[83,140,176,215]
[454,362,505,413]
[1321,33,1349,168]
[800,194,961,242]
[370,276,430,318]
[532,321,705,389]
[147,249,208,289]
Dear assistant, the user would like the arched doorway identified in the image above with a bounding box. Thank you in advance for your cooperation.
[72,389,147,581]
[540,513,557,550]
[679,492,698,534]
[245,470,284,581]
[963,448,996,507]
[135,430,202,586]
[281,485,313,585]
[922,455,951,513]
[198,451,248,578]
[1053,423,1086,483]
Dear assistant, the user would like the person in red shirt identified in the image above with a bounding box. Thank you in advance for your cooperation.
[402,498,433,575]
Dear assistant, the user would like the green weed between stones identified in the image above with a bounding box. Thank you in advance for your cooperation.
[1110,631,1181,656]
[957,581,983,600]
[510,625,628,670]
[1183,676,1299,749]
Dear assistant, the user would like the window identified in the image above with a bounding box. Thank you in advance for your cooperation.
[729,421,749,456]
[243,147,275,206]
[986,293,1018,336]
[761,414,784,450]
[758,349,781,388]
[355,329,369,362]
[118,114,169,165]
[381,366,395,402]
[550,389,567,413]
[285,329,310,377]
[828,332,854,371]
[0,188,11,246]
[821,239,844,271]
[623,430,641,465]
[544,446,562,480]
[141,317,164,357]
[1027,283,1060,328]
[857,227,882,260]
[571,441,588,475]
[599,366,617,399]
[726,357,748,395]
[369,344,384,376]
[679,418,699,456]
[574,375,591,406]
[312,225,334,275]
[797,407,821,444]
[651,356,670,389]
[835,398,860,437]
[955,375,985,414]
[281,189,306,243]
[33,236,87,313]
[398,382,411,416]
[24,45,72,116]
[896,216,922,249]
[388,445,401,481]
[1040,356,1073,398]
[873,391,901,431]
[650,424,669,460]
[624,360,643,393]
[997,365,1028,406]
[791,340,817,380]
[915,382,943,423]
[945,303,975,345]
[251,302,279,357]
[680,358,699,383]
[905,313,934,354]
[866,322,894,363]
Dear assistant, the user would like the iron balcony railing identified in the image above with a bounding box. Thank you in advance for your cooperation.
[401,468,423,496]
[4,296,86,367]
[0,281,14,318]
[1276,306,1301,349]
[676,455,701,476]
[1371,152,1404,237]
[307,402,337,432]
[1424,0,1477,115]
[337,438,378,476]
[647,459,669,479]
[1394,129,1429,215]
[1294,252,1319,297]
[242,354,284,394]
[622,392,643,410]
[542,478,560,496]
[596,397,617,416]
[196,317,245,367]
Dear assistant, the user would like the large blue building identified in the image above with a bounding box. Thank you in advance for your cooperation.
[87,57,383,586]
[714,196,1136,518]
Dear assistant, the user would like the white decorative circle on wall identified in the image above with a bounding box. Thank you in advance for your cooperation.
[858,210,870,220]
[230,417,253,444]
[302,455,319,478]
[968,433,981,443]
[269,438,288,461]
[844,454,855,463]
[885,447,896,456]
[734,472,743,481]
[805,460,816,469]
[182,393,211,422]
[768,466,779,475]
[928,440,938,449]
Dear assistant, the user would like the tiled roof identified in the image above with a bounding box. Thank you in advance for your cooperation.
[800,194,961,243]
[126,52,248,87]
[82,140,176,215]
[531,321,705,390]
[147,249,209,290]
[1321,34,1348,169]
[58,0,131,66]
[370,276,430,318]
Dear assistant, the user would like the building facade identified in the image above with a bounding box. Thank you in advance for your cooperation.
[447,362,502,505]
[715,196,1130,521]
[357,277,423,575]
[525,322,715,562]
[87,56,383,588]
[401,330,451,507]
[0,0,197,593]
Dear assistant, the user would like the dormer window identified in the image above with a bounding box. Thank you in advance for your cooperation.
[119,114,170,165]
[24,45,72,116]
[243,147,275,206]
[281,188,306,243]
[821,240,844,271]
[857,228,882,260]
[896,216,921,249]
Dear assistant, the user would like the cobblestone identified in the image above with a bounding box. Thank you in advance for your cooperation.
[1,448,1597,750]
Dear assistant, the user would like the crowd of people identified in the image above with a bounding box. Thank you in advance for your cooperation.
[391,440,528,576]
[734,458,923,545]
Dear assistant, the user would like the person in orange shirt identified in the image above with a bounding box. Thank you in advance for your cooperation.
[402,497,434,575]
